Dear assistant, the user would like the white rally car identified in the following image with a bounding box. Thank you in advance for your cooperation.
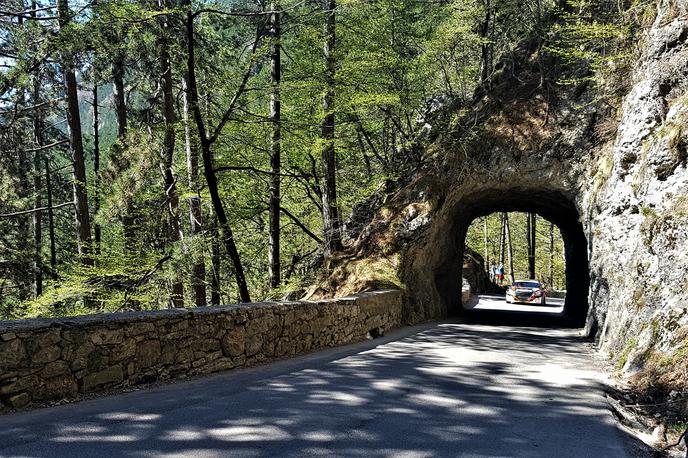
[506,280,547,305]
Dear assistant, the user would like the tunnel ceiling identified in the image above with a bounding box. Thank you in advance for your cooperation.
[454,188,583,234]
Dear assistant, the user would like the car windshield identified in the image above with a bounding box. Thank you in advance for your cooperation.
[514,281,540,288]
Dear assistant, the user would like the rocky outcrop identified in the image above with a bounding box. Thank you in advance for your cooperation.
[463,248,500,295]
[0,291,402,412]
[311,1,688,390]
[584,2,688,389]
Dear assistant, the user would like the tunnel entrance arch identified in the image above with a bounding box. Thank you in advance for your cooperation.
[432,188,590,327]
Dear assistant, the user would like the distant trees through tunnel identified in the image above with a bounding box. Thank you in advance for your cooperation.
[465,212,566,291]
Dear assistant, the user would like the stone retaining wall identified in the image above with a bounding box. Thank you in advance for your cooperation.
[0,290,402,412]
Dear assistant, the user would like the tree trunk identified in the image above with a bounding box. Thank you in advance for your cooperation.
[320,0,343,257]
[268,0,281,289]
[527,213,532,279]
[483,216,489,270]
[58,0,92,266]
[159,1,184,308]
[549,221,554,288]
[505,212,515,284]
[498,212,505,266]
[93,83,101,256]
[183,78,206,307]
[527,212,536,279]
[31,0,43,296]
[32,70,43,296]
[112,51,135,251]
[113,55,127,140]
[185,9,251,303]
[210,220,221,306]
[479,0,492,88]
[45,158,57,279]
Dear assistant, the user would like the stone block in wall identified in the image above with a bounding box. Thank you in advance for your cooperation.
[31,345,61,365]
[160,343,177,366]
[125,321,157,337]
[69,340,95,372]
[204,357,234,374]
[136,340,162,369]
[89,328,124,346]
[40,361,70,379]
[0,338,27,371]
[6,393,30,408]
[193,338,221,354]
[245,335,263,357]
[176,347,194,365]
[0,375,39,396]
[111,338,137,362]
[221,327,246,357]
[81,365,124,392]
[44,375,78,399]
[1,332,17,341]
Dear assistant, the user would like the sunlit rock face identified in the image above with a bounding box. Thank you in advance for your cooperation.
[317,2,688,380]
[584,6,688,375]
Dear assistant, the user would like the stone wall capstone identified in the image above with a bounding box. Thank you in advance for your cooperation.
[0,290,402,412]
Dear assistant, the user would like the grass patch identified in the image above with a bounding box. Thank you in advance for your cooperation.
[617,338,638,370]
[668,422,688,435]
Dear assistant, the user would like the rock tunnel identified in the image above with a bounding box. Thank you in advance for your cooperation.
[423,187,590,327]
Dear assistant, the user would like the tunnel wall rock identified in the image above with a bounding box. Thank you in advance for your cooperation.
[0,290,402,412]
[581,5,688,375]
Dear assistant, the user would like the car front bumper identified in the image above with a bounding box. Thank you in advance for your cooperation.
[506,294,545,304]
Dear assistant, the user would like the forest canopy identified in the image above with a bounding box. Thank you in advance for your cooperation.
[0,0,634,319]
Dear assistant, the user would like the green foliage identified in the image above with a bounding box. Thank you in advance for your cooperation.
[617,337,638,370]
[21,249,172,318]
[547,0,643,90]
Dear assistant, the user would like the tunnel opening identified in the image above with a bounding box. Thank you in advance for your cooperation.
[433,188,590,327]
[461,211,567,318]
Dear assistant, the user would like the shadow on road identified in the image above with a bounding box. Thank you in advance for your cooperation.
[460,294,580,331]
[461,310,579,329]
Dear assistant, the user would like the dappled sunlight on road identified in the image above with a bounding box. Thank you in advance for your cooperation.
[0,322,635,457]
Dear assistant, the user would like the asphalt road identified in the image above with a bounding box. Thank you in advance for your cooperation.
[465,294,565,315]
[0,317,641,457]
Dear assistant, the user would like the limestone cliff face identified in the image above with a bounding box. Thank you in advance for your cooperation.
[310,1,688,388]
[584,2,688,383]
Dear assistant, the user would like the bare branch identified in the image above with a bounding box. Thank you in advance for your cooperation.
[194,1,306,19]
[0,10,58,20]
[23,140,68,153]
[0,202,73,218]
[207,26,264,145]
[281,207,322,244]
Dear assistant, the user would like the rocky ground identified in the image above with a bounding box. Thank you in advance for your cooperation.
[606,382,688,457]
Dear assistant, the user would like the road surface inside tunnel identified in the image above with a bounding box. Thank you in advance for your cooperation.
[0,320,643,458]
[465,294,565,315]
